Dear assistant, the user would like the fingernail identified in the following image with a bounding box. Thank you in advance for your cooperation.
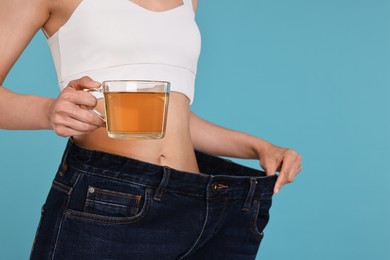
[274,188,279,194]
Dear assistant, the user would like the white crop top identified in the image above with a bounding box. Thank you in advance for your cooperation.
[47,0,201,104]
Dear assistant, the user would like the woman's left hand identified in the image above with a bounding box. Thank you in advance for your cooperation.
[255,142,302,194]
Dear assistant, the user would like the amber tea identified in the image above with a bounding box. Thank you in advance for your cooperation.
[104,92,168,139]
[87,80,170,139]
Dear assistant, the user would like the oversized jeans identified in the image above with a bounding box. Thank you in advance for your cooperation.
[30,138,277,259]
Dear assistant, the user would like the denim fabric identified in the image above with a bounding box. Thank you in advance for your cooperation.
[30,138,277,260]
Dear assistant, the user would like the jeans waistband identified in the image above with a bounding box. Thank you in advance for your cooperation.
[63,138,277,199]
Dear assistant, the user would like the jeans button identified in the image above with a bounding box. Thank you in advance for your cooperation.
[211,183,229,191]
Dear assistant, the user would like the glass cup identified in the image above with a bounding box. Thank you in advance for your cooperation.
[88,80,170,139]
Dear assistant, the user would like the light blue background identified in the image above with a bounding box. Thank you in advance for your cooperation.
[0,0,389,259]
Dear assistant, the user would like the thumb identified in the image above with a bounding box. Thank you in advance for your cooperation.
[263,163,277,177]
[68,76,101,90]
[263,163,281,194]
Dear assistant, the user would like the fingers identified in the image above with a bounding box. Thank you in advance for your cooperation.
[51,104,104,137]
[52,121,100,137]
[49,77,105,137]
[60,104,103,127]
[274,150,302,194]
[68,76,101,91]
[263,162,277,177]
[61,86,98,108]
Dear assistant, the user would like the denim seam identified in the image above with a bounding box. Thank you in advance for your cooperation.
[51,172,83,260]
[70,163,275,184]
[70,165,272,200]
[242,178,257,211]
[29,204,46,258]
[70,166,151,188]
[177,180,211,260]
[84,198,139,215]
[209,198,229,238]
[250,200,264,240]
[86,198,131,209]
[51,180,72,195]
[153,167,171,201]
[88,185,142,200]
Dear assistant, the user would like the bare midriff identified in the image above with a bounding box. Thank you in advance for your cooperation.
[73,92,200,173]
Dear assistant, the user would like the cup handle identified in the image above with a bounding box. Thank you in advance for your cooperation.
[84,88,106,122]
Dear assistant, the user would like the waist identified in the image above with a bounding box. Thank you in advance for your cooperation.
[72,129,199,173]
[73,92,199,172]
[61,138,277,198]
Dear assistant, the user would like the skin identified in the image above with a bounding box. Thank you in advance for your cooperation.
[0,0,302,194]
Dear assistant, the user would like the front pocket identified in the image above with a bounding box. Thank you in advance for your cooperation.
[64,187,152,224]
[84,186,141,217]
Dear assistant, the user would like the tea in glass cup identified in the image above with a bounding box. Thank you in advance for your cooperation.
[89,80,170,139]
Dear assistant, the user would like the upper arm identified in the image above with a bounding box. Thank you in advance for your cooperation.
[0,0,50,84]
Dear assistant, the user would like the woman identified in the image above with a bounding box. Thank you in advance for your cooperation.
[0,0,302,259]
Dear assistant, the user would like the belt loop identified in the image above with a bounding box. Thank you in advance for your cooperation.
[58,138,75,176]
[154,167,171,201]
[242,177,257,211]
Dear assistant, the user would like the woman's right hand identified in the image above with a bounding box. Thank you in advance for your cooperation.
[48,76,105,137]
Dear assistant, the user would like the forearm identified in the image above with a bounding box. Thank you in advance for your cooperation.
[189,112,272,159]
[0,85,54,130]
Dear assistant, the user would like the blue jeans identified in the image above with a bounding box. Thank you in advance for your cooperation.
[30,138,277,260]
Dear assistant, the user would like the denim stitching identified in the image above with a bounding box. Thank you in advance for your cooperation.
[153,167,171,201]
[29,204,45,258]
[88,186,142,200]
[51,172,83,259]
[177,180,211,260]
[84,198,139,216]
[208,198,229,238]
[52,180,72,195]
[250,200,264,241]
[70,166,150,188]
[70,165,273,200]
[70,165,269,199]
[242,178,258,211]
[86,199,130,208]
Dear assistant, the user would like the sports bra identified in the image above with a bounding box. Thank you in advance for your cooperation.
[47,0,201,104]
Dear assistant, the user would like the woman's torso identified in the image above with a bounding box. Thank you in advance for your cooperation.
[43,0,200,173]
